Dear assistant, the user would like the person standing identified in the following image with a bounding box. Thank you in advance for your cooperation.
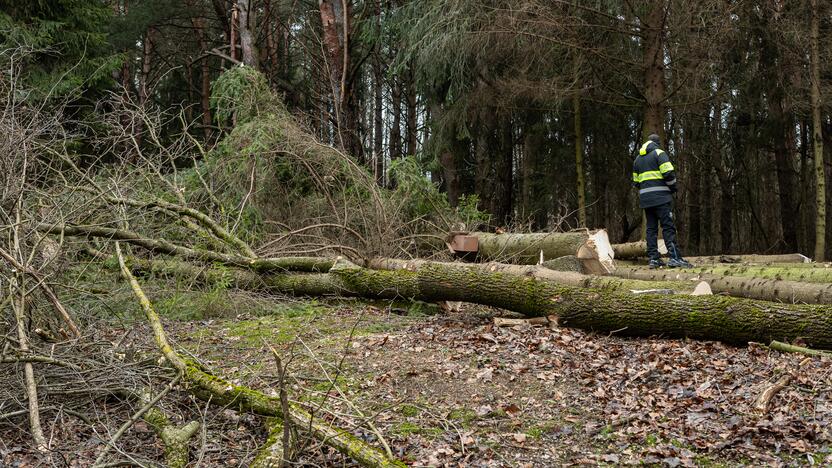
[632,133,693,268]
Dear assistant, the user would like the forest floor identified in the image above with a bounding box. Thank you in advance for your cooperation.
[3,271,832,467]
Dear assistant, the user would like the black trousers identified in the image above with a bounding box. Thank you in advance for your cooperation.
[645,202,682,260]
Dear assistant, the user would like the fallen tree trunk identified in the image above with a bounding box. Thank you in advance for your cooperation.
[38,223,334,272]
[612,267,832,304]
[329,260,832,348]
[130,256,832,348]
[133,256,706,296]
[460,230,615,274]
[685,253,811,264]
[365,258,708,295]
[643,264,832,285]
[611,240,667,260]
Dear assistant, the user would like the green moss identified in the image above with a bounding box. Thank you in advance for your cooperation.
[393,421,442,438]
[448,408,479,426]
[399,404,422,417]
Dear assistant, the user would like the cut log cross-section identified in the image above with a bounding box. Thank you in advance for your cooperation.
[452,230,615,274]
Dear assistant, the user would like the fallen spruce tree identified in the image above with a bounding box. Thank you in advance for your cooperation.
[117,253,832,349]
[613,266,832,305]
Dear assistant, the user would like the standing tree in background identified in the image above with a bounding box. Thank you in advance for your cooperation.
[810,0,826,261]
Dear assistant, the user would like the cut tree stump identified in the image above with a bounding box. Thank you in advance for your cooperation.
[451,230,615,274]
[613,267,832,304]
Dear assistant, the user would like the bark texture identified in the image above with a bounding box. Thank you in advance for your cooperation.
[471,230,614,273]
[329,260,832,348]
[613,266,832,305]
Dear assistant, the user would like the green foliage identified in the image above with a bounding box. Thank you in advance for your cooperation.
[210,65,279,124]
[390,156,489,229]
[0,0,117,100]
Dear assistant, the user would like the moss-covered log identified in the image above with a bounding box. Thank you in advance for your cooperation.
[139,389,200,468]
[540,255,584,272]
[135,256,832,348]
[328,260,832,348]
[613,267,832,304]
[644,264,832,285]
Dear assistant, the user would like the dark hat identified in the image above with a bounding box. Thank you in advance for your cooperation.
[648,133,660,144]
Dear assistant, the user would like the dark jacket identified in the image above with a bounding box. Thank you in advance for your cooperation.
[632,140,677,208]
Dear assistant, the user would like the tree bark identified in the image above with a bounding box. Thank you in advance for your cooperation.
[641,1,667,143]
[405,69,417,156]
[238,0,258,68]
[612,240,667,259]
[574,96,586,227]
[469,230,614,272]
[633,264,832,285]
[613,266,832,304]
[389,76,402,162]
[810,0,826,261]
[332,260,832,348]
[365,258,705,294]
[682,253,811,265]
[189,7,213,141]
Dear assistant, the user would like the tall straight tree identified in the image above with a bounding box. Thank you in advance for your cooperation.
[810,0,826,260]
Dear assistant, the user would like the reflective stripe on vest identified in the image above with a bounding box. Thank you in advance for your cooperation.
[639,186,671,194]
[634,170,663,182]
[639,141,651,155]
[659,161,674,173]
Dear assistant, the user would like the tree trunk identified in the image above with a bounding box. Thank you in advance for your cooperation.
[237,0,258,68]
[574,96,587,227]
[230,3,238,61]
[143,256,832,348]
[319,0,358,157]
[365,258,705,294]
[681,253,811,265]
[372,7,384,183]
[189,10,213,141]
[640,264,832,285]
[496,115,514,225]
[613,266,832,304]
[641,1,667,142]
[810,0,826,261]
[264,0,280,75]
[389,76,402,162]
[405,69,417,156]
[457,230,614,274]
